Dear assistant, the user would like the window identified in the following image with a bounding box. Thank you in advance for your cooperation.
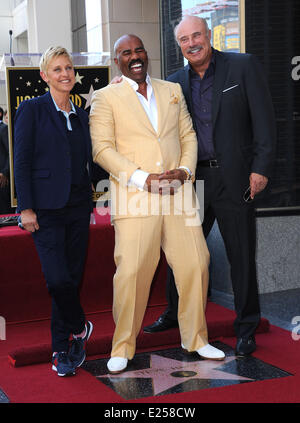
[160,0,243,76]
[85,0,102,52]
[181,0,241,54]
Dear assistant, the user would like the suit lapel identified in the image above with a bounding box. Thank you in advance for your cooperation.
[43,92,69,143]
[212,50,229,128]
[151,79,170,136]
[181,66,192,111]
[76,106,93,169]
[117,81,157,135]
[76,107,89,142]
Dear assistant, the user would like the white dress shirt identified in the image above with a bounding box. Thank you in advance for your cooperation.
[122,74,157,190]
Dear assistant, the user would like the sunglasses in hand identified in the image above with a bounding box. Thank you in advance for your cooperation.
[243,186,254,203]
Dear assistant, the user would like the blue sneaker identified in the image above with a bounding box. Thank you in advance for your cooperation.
[69,321,93,368]
[52,351,76,377]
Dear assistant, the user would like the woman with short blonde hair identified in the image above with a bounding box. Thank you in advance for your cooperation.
[14,46,93,377]
[39,46,73,74]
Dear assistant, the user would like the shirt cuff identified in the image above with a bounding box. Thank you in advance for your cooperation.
[128,169,149,191]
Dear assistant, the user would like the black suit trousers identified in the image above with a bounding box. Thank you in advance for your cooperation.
[165,166,260,339]
[32,202,90,352]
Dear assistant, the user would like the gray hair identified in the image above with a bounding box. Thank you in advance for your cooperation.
[39,46,73,74]
[174,16,210,45]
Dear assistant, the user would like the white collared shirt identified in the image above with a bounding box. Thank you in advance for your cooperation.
[122,73,158,132]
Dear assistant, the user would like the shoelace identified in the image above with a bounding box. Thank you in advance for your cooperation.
[56,351,69,363]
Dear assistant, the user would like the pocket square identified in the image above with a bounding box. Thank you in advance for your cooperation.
[222,84,239,93]
[170,95,179,104]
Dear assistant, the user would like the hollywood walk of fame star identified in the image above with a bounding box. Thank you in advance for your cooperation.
[100,354,253,396]
[81,85,95,109]
[75,72,84,85]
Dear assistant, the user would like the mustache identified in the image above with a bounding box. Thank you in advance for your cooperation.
[186,45,203,54]
[129,59,144,68]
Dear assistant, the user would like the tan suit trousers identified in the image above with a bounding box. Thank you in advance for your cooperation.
[111,212,210,359]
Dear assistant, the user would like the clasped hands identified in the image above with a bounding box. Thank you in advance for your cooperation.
[144,168,188,195]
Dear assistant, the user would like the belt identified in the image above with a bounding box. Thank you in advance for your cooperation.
[198,159,219,168]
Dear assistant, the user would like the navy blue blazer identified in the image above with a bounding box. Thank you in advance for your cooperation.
[168,49,276,204]
[14,92,93,212]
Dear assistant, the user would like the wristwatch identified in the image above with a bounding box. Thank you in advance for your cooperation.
[179,167,192,180]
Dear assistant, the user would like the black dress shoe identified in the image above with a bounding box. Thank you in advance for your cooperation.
[143,315,178,333]
[235,336,256,357]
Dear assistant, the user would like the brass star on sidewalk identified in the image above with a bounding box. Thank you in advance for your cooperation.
[101,354,253,396]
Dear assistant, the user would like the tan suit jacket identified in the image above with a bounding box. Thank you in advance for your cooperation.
[89,78,198,220]
[89,78,209,358]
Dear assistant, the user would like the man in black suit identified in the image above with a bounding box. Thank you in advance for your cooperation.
[144,15,276,356]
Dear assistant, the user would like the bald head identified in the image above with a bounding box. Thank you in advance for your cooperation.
[174,16,210,44]
[114,34,144,56]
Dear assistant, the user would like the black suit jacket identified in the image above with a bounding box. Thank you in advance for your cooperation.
[168,49,276,204]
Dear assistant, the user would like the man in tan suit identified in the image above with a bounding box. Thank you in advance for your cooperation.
[89,34,225,374]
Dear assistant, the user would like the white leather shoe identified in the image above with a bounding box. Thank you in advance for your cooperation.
[107,357,128,374]
[182,343,225,361]
[197,344,225,361]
